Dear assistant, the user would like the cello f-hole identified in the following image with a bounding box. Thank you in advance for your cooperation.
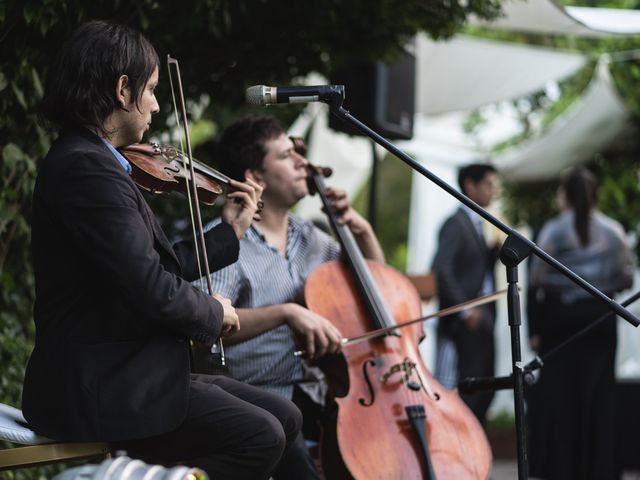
[359,359,377,407]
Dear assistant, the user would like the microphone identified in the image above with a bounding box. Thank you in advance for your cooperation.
[246,84,345,106]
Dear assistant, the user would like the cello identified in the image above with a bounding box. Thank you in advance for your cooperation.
[300,143,492,478]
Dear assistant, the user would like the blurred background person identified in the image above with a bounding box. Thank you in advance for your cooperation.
[431,163,500,424]
[527,166,634,480]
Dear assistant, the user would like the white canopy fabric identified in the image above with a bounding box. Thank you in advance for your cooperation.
[416,34,587,115]
[495,57,634,181]
[397,56,634,184]
[294,51,633,208]
[471,0,640,37]
[293,0,640,216]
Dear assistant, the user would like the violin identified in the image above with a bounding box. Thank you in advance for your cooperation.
[120,142,230,205]
[295,137,492,479]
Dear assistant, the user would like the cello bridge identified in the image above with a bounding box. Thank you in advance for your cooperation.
[380,358,439,401]
[380,358,417,384]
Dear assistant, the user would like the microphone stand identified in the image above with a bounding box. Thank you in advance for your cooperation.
[325,96,640,480]
[460,289,640,388]
[458,289,640,413]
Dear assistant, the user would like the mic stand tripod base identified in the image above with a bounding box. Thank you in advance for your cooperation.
[500,233,533,480]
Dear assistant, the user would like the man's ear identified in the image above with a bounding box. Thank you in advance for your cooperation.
[115,75,131,110]
[244,168,265,188]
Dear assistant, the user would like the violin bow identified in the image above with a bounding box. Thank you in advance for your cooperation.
[294,288,507,357]
[167,55,226,365]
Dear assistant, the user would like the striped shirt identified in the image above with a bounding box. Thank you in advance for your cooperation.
[195,214,340,399]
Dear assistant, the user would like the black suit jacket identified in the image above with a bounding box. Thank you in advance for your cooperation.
[22,128,239,442]
[432,207,497,337]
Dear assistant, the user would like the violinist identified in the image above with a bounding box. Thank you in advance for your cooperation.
[194,114,385,479]
[22,21,303,480]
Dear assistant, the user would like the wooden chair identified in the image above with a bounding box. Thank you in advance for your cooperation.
[0,403,110,471]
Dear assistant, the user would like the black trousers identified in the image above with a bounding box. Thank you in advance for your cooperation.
[116,374,302,480]
[272,431,321,480]
[270,386,323,480]
[527,297,616,480]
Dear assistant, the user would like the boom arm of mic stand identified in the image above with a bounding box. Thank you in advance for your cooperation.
[523,288,640,375]
[328,105,640,328]
[329,103,640,480]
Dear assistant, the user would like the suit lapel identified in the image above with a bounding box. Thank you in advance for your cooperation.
[135,189,181,269]
[151,214,181,267]
[79,128,183,272]
[457,208,486,253]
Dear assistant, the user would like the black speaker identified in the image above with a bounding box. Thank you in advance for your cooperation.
[329,51,415,140]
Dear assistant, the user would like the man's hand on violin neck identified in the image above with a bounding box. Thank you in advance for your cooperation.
[222,178,264,239]
[283,303,343,360]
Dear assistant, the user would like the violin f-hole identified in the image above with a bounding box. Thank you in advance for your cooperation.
[164,164,181,175]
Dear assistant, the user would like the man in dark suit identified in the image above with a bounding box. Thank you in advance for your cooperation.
[432,163,499,424]
[22,20,301,479]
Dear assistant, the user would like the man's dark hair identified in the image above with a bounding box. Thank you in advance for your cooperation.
[41,20,159,135]
[202,115,286,181]
[457,163,497,195]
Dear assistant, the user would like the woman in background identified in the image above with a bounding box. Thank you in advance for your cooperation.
[527,167,633,480]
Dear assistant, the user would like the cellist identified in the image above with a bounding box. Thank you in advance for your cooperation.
[194,114,384,479]
[22,20,303,479]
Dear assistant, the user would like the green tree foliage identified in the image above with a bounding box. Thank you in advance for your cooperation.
[0,3,503,472]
